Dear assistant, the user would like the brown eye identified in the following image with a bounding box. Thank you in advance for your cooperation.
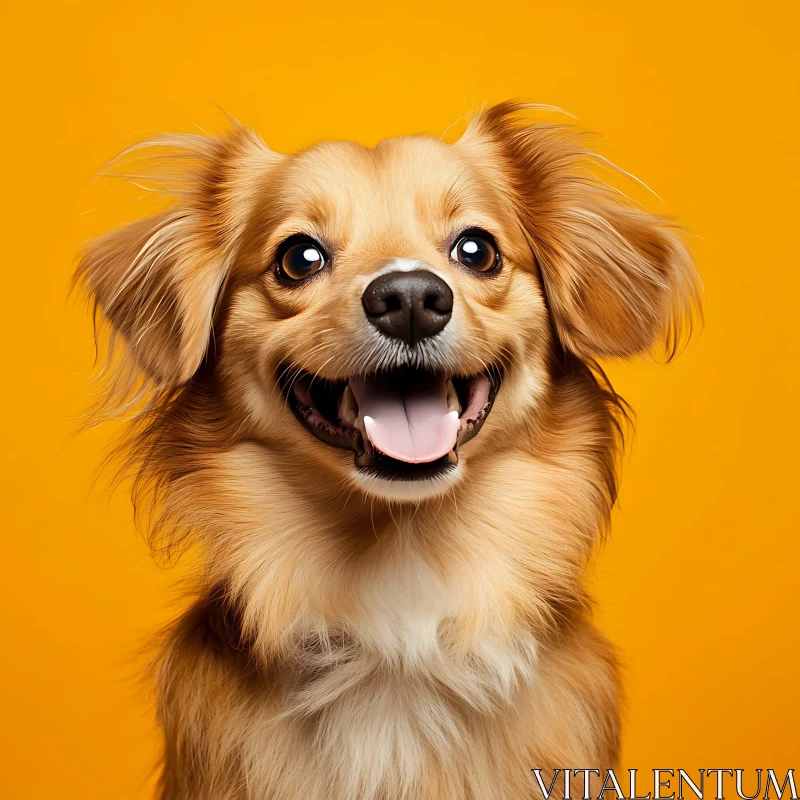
[277,237,327,282]
[450,231,499,273]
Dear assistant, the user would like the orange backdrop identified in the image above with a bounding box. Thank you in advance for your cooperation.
[1,2,797,797]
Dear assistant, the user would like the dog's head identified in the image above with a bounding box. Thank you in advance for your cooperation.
[78,103,697,505]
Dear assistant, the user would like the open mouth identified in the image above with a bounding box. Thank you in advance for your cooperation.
[281,366,502,481]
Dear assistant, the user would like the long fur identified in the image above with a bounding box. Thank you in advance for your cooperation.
[75,102,699,799]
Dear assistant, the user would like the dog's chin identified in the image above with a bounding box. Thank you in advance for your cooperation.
[280,364,502,503]
[346,459,465,502]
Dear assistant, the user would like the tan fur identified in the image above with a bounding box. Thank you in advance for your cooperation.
[76,102,699,799]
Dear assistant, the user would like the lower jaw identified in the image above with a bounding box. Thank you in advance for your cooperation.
[354,448,458,482]
[347,458,464,502]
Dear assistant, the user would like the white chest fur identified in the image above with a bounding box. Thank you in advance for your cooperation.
[263,546,540,799]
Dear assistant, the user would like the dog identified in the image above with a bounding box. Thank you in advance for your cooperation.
[76,101,699,800]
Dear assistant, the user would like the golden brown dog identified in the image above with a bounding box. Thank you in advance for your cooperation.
[76,102,699,800]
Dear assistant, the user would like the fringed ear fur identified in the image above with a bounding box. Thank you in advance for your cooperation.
[460,102,701,360]
[74,125,281,410]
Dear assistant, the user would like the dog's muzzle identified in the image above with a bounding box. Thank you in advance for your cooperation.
[280,269,502,482]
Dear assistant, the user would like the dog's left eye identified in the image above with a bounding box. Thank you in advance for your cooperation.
[450,231,499,274]
[276,236,328,282]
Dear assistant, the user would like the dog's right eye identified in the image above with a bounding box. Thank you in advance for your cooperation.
[276,236,328,283]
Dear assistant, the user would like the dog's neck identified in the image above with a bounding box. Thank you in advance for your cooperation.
[187,436,598,681]
[200,506,545,719]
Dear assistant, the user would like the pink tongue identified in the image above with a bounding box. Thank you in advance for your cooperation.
[349,373,459,464]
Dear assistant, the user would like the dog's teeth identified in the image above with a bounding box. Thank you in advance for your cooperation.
[446,379,461,414]
[338,384,358,427]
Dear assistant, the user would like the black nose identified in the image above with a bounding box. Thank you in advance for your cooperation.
[362,270,453,346]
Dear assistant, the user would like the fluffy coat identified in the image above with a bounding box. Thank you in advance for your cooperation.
[76,102,698,799]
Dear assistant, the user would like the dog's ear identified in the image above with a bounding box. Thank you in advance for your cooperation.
[460,102,700,359]
[76,125,280,390]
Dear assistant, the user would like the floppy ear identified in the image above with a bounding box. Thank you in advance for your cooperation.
[76,125,280,390]
[461,102,700,359]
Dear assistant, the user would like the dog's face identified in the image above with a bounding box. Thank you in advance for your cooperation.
[222,134,551,501]
[79,103,696,504]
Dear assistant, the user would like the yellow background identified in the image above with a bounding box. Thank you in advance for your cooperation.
[1,1,797,797]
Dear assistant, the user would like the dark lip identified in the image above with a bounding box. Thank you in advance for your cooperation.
[354,450,458,482]
[280,366,502,481]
